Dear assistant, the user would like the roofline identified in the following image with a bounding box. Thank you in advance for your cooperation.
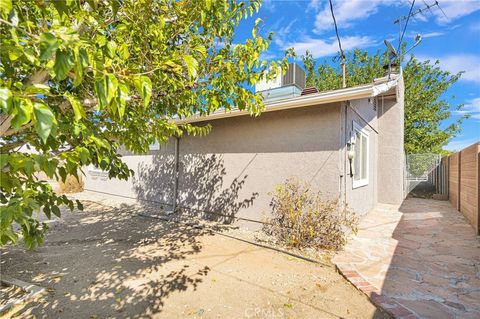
[176,77,398,124]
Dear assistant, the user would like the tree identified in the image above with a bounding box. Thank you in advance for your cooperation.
[302,49,466,154]
[0,0,292,249]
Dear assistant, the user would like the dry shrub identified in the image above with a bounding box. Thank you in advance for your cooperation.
[58,174,84,193]
[264,179,358,251]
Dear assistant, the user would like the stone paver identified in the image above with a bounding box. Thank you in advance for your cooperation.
[333,198,480,319]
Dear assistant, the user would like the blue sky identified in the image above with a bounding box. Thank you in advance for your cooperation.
[234,0,480,151]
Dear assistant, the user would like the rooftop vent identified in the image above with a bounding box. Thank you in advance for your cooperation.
[301,87,319,96]
[255,63,306,102]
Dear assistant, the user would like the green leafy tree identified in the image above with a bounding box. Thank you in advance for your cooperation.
[0,0,291,249]
[302,49,466,154]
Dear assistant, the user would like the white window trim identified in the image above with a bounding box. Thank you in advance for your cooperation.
[352,120,369,189]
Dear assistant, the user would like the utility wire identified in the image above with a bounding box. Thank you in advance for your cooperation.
[328,0,346,88]
[329,0,344,59]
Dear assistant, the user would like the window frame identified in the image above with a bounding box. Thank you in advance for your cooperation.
[352,120,370,189]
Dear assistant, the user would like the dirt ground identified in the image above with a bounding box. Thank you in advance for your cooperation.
[1,199,388,319]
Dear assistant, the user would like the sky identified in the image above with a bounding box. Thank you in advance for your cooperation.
[233,0,480,152]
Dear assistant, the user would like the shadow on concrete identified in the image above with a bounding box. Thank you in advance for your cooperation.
[407,181,436,199]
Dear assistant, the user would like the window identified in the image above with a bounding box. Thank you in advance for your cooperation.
[352,121,369,188]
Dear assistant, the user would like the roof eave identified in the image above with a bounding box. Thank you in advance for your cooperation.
[176,79,397,125]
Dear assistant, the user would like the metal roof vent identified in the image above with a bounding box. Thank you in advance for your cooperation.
[255,63,306,102]
[282,63,306,89]
[301,87,319,96]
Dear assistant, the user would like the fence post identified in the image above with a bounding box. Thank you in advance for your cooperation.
[445,155,450,199]
[477,150,480,234]
[457,151,461,211]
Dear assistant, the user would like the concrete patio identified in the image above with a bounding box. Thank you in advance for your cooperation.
[333,198,480,319]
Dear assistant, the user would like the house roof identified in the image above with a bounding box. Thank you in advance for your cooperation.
[176,74,400,124]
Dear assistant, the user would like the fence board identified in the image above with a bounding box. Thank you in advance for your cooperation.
[446,142,479,234]
[449,153,460,210]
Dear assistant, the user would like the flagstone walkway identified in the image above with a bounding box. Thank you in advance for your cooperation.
[333,198,480,319]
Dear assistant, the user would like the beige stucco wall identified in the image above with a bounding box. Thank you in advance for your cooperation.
[343,98,379,215]
[176,104,343,227]
[83,141,176,207]
[377,76,405,205]
[83,80,405,224]
[84,103,343,227]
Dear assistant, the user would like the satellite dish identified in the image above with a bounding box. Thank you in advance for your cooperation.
[384,39,397,58]
[414,34,422,46]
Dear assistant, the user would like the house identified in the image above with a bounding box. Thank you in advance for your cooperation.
[84,64,405,228]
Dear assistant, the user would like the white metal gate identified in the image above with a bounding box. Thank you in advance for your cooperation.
[405,153,446,196]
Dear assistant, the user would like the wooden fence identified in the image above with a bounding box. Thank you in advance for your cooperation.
[444,142,480,235]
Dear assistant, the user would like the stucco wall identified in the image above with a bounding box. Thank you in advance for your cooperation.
[83,80,405,224]
[83,141,176,207]
[176,104,342,226]
[377,77,405,205]
[84,104,343,226]
[344,98,379,215]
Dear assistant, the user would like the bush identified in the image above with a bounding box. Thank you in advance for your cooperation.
[58,175,84,194]
[264,180,358,251]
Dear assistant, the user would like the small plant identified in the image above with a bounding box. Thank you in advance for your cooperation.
[265,179,358,251]
[58,175,84,194]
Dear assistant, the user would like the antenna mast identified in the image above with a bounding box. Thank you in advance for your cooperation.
[394,1,446,25]
[394,1,447,57]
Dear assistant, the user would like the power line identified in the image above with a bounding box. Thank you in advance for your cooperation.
[329,0,344,59]
[328,0,346,88]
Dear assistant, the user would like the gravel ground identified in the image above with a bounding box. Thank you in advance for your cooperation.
[1,192,389,319]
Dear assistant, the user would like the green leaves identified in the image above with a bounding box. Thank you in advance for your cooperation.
[1,0,288,250]
[95,78,108,109]
[11,98,33,129]
[66,93,85,121]
[0,0,12,18]
[116,83,129,118]
[53,50,74,81]
[0,87,13,112]
[73,48,88,86]
[33,102,55,143]
[133,76,152,107]
[39,33,59,61]
[76,147,90,164]
[25,84,50,95]
[184,55,198,79]
[106,74,118,107]
[95,74,118,110]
